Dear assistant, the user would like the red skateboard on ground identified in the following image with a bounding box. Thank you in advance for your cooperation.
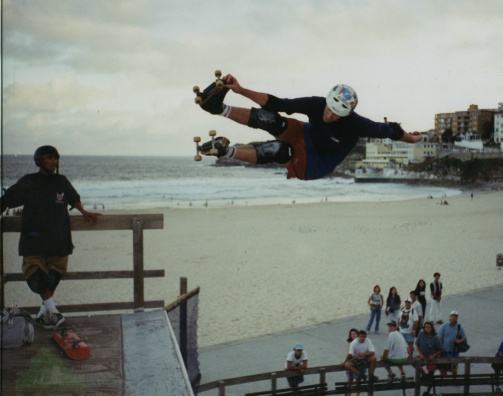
[52,327,90,360]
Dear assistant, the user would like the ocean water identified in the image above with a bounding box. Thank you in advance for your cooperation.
[1,155,461,210]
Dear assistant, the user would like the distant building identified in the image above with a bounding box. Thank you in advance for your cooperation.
[435,104,493,137]
[495,103,503,150]
[357,139,437,169]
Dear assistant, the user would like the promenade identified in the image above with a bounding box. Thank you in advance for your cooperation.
[199,284,503,395]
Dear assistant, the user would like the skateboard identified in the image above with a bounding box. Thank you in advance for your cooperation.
[193,69,227,106]
[52,327,90,360]
[193,130,218,161]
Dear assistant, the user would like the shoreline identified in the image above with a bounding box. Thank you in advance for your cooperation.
[3,191,502,348]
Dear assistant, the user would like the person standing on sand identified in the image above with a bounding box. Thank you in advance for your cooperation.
[429,272,443,324]
[366,285,384,334]
[414,279,427,320]
[196,73,423,180]
[385,286,401,325]
[0,146,100,329]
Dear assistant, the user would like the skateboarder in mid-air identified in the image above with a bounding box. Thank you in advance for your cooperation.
[195,73,423,181]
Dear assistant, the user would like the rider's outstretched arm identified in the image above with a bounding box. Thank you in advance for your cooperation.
[223,74,269,107]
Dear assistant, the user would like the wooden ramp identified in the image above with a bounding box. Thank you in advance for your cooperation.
[1,310,193,395]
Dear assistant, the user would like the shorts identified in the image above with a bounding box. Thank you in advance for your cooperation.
[275,117,307,180]
[22,256,69,279]
[401,332,415,343]
[385,356,409,365]
[276,119,356,180]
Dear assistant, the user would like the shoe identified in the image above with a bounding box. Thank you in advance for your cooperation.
[400,373,407,382]
[357,373,367,382]
[196,80,229,115]
[35,314,54,329]
[51,312,65,328]
[387,374,396,383]
[369,374,379,383]
[200,136,231,157]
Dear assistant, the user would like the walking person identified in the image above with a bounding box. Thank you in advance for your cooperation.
[366,285,384,334]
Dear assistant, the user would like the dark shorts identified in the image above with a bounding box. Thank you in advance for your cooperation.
[276,118,356,181]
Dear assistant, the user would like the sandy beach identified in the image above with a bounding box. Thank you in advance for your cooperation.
[3,190,503,348]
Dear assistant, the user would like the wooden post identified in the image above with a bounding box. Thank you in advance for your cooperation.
[271,372,277,391]
[218,381,225,396]
[319,367,326,384]
[180,277,188,367]
[132,217,145,312]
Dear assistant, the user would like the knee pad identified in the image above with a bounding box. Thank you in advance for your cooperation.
[248,108,287,136]
[254,141,293,165]
[26,269,48,295]
[46,269,62,291]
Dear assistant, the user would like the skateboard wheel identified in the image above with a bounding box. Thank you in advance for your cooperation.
[215,80,224,89]
[194,96,202,105]
[209,130,217,137]
[194,137,201,143]
[215,70,222,78]
[193,86,200,93]
[209,149,218,156]
[194,155,202,161]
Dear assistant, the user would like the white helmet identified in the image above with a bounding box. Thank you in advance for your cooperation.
[326,84,358,117]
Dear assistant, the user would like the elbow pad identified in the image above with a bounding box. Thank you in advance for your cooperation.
[262,95,283,112]
[388,122,405,141]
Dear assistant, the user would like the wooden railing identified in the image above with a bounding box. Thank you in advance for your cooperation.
[198,356,502,396]
[1,214,164,313]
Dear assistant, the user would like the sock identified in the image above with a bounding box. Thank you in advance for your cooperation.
[223,146,236,159]
[219,104,231,118]
[37,302,48,318]
[43,297,58,313]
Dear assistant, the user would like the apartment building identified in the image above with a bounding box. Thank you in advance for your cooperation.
[434,104,493,136]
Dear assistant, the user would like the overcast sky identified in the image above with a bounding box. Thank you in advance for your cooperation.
[2,0,502,157]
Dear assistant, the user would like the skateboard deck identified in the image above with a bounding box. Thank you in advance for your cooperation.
[52,327,90,360]
[193,130,218,161]
[193,69,226,107]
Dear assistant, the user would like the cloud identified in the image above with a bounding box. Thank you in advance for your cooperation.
[2,0,503,156]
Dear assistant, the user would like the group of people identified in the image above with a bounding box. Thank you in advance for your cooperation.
[287,319,502,391]
[365,274,444,338]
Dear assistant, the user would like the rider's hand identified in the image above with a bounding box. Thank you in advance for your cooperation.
[223,74,243,94]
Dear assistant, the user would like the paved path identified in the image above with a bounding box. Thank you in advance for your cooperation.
[199,284,503,395]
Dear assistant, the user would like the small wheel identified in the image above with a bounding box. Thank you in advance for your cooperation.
[209,149,218,156]
[193,86,200,93]
[194,155,202,161]
[215,69,222,78]
[215,80,224,89]
[194,96,202,105]
[193,137,201,143]
[209,130,217,137]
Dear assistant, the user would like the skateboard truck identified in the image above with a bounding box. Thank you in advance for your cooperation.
[193,69,224,105]
[194,130,218,161]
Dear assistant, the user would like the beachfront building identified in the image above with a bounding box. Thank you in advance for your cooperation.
[358,140,437,169]
[434,104,493,137]
[494,103,503,150]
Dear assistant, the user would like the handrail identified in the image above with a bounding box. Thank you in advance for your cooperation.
[198,356,503,395]
[1,214,164,312]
